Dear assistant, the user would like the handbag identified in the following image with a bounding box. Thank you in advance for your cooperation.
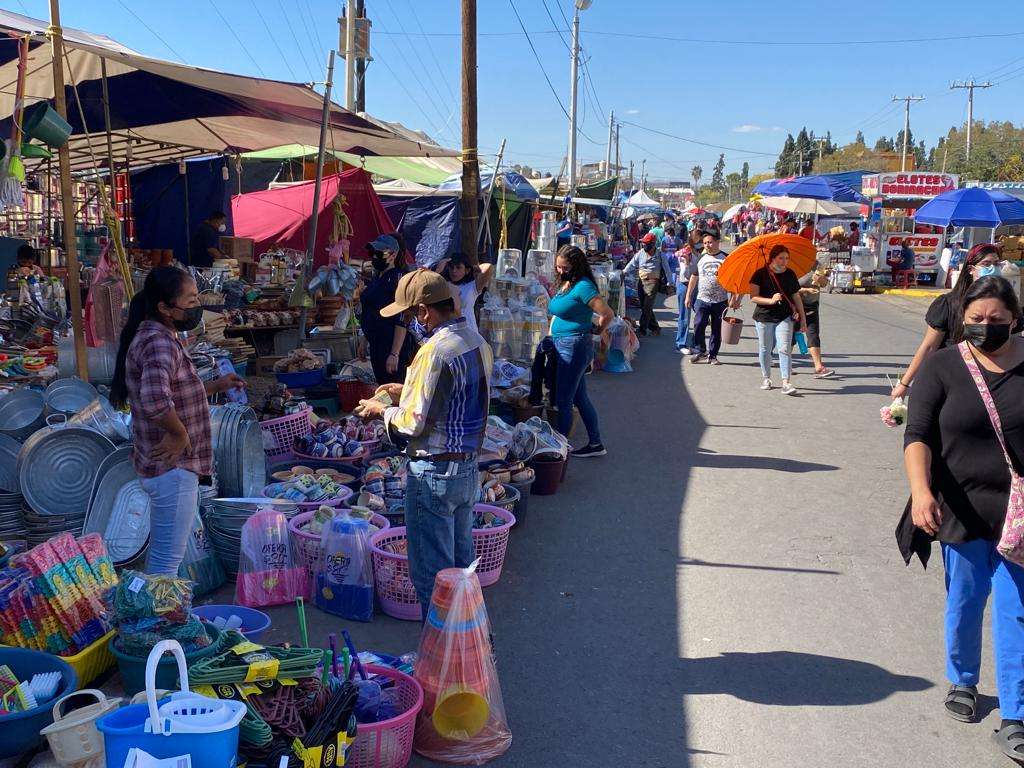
[958,341,1024,565]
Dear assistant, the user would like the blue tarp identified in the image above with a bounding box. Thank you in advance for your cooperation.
[131,157,233,263]
[379,195,461,268]
[438,170,540,201]
[768,175,865,203]
[915,188,1024,228]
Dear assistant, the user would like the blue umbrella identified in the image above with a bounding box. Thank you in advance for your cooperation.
[771,174,865,203]
[914,187,1024,228]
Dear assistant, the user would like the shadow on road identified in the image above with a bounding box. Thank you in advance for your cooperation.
[691,451,839,473]
[678,651,934,706]
[679,557,840,575]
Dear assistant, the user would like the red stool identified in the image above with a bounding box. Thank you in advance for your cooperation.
[893,270,918,288]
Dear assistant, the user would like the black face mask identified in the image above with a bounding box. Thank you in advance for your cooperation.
[171,304,203,333]
[963,322,1012,352]
[371,254,389,272]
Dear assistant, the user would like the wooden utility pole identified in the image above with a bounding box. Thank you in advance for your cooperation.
[892,95,924,171]
[951,79,993,162]
[48,0,87,379]
[460,0,480,265]
[354,0,366,112]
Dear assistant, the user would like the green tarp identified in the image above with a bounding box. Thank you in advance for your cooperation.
[576,176,619,201]
[241,144,454,185]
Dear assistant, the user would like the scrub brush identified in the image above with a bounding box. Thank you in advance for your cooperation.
[28,671,60,702]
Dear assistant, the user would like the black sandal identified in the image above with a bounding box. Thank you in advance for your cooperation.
[993,722,1024,761]
[944,684,978,722]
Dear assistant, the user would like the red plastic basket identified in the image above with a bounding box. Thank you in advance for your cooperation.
[346,664,423,768]
[370,527,421,621]
[289,510,389,582]
[338,380,377,413]
[259,407,312,458]
[473,504,516,587]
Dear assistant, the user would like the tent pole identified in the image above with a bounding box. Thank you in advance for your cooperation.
[298,50,336,342]
[477,137,505,243]
[460,0,480,266]
[47,0,87,379]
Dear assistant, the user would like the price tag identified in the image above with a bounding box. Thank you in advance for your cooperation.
[128,577,145,593]
[231,640,264,655]
[244,658,280,682]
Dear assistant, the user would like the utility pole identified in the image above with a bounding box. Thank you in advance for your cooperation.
[951,79,992,162]
[605,110,614,180]
[628,160,633,193]
[460,0,481,265]
[614,122,620,181]
[797,149,803,176]
[640,158,646,190]
[355,0,366,112]
[892,95,924,171]
[343,0,356,110]
[567,8,581,193]
[48,0,87,379]
[818,138,824,161]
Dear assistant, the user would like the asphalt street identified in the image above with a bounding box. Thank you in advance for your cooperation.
[237,290,1004,768]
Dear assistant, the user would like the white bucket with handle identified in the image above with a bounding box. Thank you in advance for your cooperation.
[39,688,121,767]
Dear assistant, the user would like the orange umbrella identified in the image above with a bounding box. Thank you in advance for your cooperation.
[716,233,818,294]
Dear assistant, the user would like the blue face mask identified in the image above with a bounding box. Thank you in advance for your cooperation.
[977,264,999,278]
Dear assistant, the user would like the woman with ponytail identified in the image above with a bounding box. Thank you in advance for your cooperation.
[111,267,245,575]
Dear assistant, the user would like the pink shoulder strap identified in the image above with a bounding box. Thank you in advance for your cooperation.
[958,341,1018,477]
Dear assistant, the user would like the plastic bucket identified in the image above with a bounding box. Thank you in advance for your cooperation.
[431,686,490,741]
[0,648,78,758]
[191,605,271,642]
[509,479,532,526]
[722,315,744,345]
[109,624,222,697]
[22,101,72,147]
[528,456,566,495]
[40,689,121,767]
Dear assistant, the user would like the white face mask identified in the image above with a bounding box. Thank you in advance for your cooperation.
[217,224,227,233]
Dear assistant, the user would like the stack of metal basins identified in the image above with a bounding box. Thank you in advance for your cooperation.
[210,404,266,498]
[202,498,298,579]
[0,434,25,542]
[82,447,151,567]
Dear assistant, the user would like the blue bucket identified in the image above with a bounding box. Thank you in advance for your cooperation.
[0,648,78,758]
[191,604,271,642]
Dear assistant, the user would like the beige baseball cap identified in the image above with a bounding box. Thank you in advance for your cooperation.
[379,269,453,317]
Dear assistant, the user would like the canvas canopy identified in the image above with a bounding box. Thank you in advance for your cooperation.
[0,10,456,172]
[374,178,458,197]
[625,190,660,208]
[242,143,459,186]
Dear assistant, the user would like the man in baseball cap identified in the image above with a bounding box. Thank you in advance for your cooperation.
[358,268,492,612]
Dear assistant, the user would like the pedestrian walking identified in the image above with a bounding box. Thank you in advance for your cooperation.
[794,266,835,378]
[900,275,1024,762]
[674,234,700,353]
[110,267,245,575]
[686,231,732,365]
[623,233,665,336]
[747,244,807,394]
[356,269,491,613]
[891,244,1003,400]
[548,245,614,457]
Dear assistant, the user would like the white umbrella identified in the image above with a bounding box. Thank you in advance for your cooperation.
[760,196,848,216]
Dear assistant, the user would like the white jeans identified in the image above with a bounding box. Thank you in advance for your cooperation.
[755,318,794,380]
[140,467,199,575]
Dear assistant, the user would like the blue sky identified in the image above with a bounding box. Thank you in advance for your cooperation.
[15,0,1024,181]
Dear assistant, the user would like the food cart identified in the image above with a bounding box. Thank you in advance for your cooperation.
[862,172,959,284]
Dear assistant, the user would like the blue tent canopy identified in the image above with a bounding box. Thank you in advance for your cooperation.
[915,188,1024,228]
[769,175,865,203]
[438,170,540,201]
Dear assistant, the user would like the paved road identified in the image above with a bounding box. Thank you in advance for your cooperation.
[249,290,1006,767]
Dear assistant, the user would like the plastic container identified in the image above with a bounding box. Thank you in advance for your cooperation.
[794,331,810,354]
[0,647,78,759]
[258,407,312,459]
[275,369,325,389]
[472,505,516,588]
[722,315,744,345]
[528,455,566,495]
[191,605,271,642]
[346,664,424,768]
[508,479,532,526]
[488,484,519,514]
[292,445,370,468]
[290,509,389,582]
[109,624,222,697]
[40,689,121,767]
[22,101,72,147]
[315,515,374,621]
[370,527,422,621]
[268,457,363,491]
[338,380,377,413]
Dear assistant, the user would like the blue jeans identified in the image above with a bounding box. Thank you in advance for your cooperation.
[140,468,199,575]
[692,299,727,359]
[755,318,794,380]
[405,456,478,612]
[943,539,1024,718]
[675,282,694,349]
[553,333,602,445]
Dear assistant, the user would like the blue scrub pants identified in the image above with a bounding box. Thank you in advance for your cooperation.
[943,539,1024,718]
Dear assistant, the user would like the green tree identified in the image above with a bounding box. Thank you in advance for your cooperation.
[855,130,865,145]
[740,161,750,190]
[725,172,742,201]
[691,165,703,191]
[711,153,726,192]
[775,133,796,176]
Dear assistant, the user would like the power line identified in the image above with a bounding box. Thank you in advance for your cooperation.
[252,1,298,81]
[580,51,606,119]
[404,0,460,103]
[275,0,318,81]
[300,0,329,56]
[540,0,571,52]
[115,0,187,62]
[368,43,444,139]
[211,1,266,76]
[618,120,777,157]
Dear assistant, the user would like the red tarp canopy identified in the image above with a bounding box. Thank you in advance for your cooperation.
[231,168,394,267]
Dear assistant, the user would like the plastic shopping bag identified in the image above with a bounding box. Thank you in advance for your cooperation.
[178,507,225,598]
[235,510,309,607]
[314,513,374,621]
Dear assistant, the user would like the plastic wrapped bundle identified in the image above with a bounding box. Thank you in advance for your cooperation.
[518,305,547,361]
[235,509,310,607]
[178,507,225,598]
[603,317,639,373]
[314,513,374,622]
[413,565,511,763]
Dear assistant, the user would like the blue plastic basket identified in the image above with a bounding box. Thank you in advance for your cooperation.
[191,605,271,642]
[0,648,78,759]
[275,369,325,389]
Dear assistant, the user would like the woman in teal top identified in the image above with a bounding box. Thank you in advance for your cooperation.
[547,246,614,457]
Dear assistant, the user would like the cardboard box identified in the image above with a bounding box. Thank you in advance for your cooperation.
[220,236,254,259]
[236,257,257,282]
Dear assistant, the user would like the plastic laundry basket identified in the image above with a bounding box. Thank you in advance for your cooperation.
[259,407,312,458]
[473,504,516,587]
[370,527,422,621]
[346,664,423,768]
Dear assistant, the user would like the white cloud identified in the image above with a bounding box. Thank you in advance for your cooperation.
[625,108,640,115]
[771,126,784,132]
[732,124,762,133]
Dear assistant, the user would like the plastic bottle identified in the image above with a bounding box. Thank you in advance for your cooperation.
[315,515,374,621]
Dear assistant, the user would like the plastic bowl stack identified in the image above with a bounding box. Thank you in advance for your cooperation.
[201,499,299,579]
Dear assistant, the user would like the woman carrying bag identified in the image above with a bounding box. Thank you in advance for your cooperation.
[747,244,807,395]
[900,276,1024,762]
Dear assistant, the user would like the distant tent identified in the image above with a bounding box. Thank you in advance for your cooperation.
[374,178,457,197]
[439,170,541,201]
[626,190,660,208]
[576,177,618,201]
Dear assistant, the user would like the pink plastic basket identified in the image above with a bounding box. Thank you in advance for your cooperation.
[261,483,354,511]
[370,527,421,621]
[346,664,423,768]
[289,510,390,582]
[473,504,516,587]
[259,408,312,458]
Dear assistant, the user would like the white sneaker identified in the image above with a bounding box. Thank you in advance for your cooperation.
[760,378,773,390]
[781,381,797,396]
[678,346,690,354]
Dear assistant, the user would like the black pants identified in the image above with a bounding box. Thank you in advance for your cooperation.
[692,299,727,358]
[638,277,660,334]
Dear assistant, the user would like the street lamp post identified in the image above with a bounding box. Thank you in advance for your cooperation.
[567,0,591,195]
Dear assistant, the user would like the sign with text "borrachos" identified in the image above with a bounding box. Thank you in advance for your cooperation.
[862,173,959,200]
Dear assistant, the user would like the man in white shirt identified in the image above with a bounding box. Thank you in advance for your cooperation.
[684,231,735,364]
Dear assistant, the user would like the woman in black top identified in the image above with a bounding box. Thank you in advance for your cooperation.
[890,243,1002,400]
[358,234,411,384]
[747,244,807,396]
[901,276,1024,759]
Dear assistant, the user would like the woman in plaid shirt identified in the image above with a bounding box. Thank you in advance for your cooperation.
[110,267,245,575]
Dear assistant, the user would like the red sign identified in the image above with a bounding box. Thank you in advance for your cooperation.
[884,234,941,268]
[865,173,958,199]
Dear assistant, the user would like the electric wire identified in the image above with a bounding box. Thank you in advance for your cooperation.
[300,0,328,57]
[252,0,298,81]
[404,0,460,103]
[114,0,187,63]
[211,1,266,76]
[368,42,444,139]
[618,120,776,157]
[276,0,319,81]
